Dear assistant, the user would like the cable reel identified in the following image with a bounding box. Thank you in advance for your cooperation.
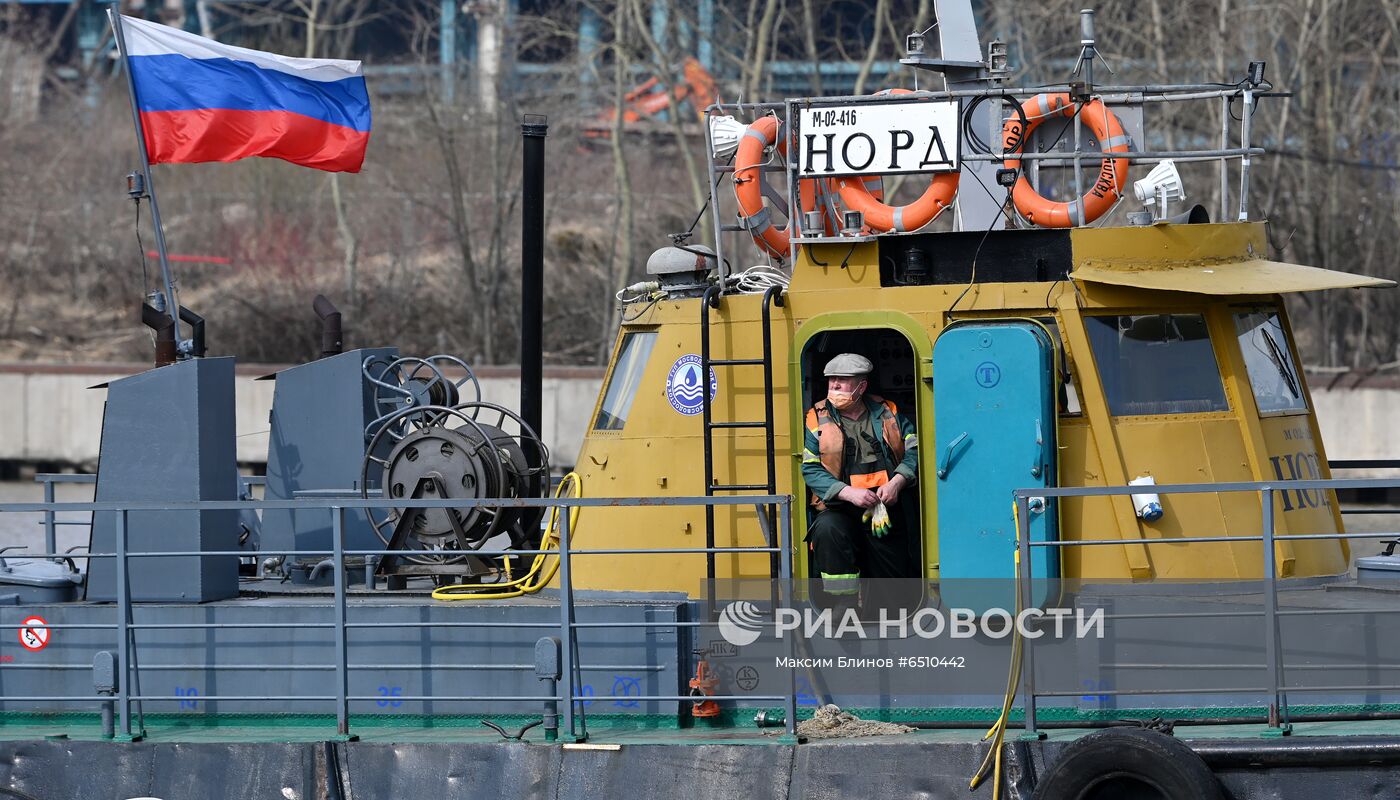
[360,400,550,582]
[361,354,482,442]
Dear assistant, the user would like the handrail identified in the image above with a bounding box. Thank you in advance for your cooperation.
[705,77,1279,274]
[0,492,797,742]
[9,473,1399,743]
[1012,474,1400,737]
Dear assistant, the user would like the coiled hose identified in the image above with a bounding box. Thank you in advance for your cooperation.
[431,472,581,601]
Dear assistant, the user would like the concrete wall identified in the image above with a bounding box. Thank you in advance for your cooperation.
[0,363,604,470]
[1312,385,1400,462]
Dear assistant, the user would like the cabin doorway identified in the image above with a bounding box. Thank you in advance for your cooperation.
[798,328,925,607]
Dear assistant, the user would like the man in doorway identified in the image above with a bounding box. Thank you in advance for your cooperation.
[801,353,920,607]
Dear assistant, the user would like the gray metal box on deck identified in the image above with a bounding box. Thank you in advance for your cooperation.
[260,347,399,555]
[1357,555,1400,584]
[86,357,241,602]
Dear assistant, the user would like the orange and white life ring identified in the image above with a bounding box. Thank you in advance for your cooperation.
[733,116,843,259]
[1002,93,1131,227]
[835,88,960,233]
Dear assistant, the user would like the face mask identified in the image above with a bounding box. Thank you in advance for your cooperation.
[827,389,858,410]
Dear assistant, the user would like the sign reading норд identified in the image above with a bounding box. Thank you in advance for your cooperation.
[798,99,961,178]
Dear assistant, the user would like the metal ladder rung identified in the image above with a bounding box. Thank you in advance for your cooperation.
[700,284,786,606]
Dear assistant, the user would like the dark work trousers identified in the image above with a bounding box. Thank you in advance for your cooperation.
[807,501,920,612]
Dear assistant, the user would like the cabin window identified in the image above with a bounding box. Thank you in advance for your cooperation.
[1235,311,1307,415]
[1085,314,1229,416]
[593,331,657,430]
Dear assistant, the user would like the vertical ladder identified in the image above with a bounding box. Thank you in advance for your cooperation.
[700,284,786,601]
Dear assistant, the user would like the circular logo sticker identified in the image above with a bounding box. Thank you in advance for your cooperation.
[666,354,718,416]
[974,361,1002,389]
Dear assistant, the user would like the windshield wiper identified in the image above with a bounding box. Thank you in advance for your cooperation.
[1261,328,1301,398]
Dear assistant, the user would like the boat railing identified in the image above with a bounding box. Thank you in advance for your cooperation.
[0,492,799,742]
[14,467,1400,742]
[704,76,1281,278]
[1014,470,1400,737]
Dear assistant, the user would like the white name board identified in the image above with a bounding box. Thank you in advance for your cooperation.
[797,99,961,178]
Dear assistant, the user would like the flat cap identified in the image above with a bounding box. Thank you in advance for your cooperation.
[823,353,873,377]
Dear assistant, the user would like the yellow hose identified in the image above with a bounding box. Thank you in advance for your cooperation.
[431,472,582,601]
[968,502,1026,800]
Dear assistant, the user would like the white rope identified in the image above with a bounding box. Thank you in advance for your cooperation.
[726,264,791,294]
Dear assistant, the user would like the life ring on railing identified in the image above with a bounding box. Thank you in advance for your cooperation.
[835,88,960,233]
[1002,93,1131,228]
[733,116,845,259]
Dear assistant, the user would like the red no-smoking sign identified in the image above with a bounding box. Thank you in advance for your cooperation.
[18,616,49,652]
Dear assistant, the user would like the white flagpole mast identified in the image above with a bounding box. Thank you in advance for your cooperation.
[108,9,180,331]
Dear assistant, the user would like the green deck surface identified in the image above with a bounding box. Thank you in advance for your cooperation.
[7,706,1400,746]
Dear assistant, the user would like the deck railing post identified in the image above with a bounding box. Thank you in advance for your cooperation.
[557,500,577,740]
[116,510,131,738]
[1016,494,1040,736]
[43,478,57,562]
[778,496,797,739]
[332,506,350,737]
[1260,488,1287,731]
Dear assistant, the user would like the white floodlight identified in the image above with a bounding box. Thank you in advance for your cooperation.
[1133,159,1184,206]
[709,115,746,159]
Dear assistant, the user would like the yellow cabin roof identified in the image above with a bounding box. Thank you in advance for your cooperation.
[1072,258,1395,295]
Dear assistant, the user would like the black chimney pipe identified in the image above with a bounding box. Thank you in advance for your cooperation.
[520,114,548,443]
[141,302,177,367]
[178,306,206,358]
[312,294,344,358]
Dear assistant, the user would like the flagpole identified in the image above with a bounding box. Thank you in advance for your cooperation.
[108,9,180,331]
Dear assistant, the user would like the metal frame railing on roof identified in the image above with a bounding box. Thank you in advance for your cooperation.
[703,79,1282,283]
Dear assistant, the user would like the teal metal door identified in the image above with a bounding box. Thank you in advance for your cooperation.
[933,323,1058,611]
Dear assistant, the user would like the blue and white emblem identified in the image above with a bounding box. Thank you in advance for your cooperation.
[666,354,718,416]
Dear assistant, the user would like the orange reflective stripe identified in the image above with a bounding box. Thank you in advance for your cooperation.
[806,397,909,505]
[849,471,890,490]
[867,396,905,464]
[808,400,845,479]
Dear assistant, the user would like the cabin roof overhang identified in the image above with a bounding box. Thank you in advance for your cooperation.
[1067,222,1394,295]
[1071,258,1395,295]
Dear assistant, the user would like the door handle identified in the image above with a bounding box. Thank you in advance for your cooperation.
[938,432,970,479]
[1031,419,1043,478]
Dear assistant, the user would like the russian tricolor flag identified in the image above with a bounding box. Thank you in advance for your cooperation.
[119,15,371,173]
